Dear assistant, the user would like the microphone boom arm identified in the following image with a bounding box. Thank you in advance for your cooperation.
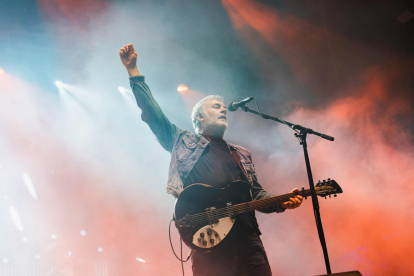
[239,105,335,275]
[240,106,334,141]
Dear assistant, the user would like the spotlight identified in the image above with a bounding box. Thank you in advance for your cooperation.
[98,247,103,252]
[23,173,38,200]
[136,257,147,263]
[2,258,9,264]
[9,206,24,232]
[55,80,63,88]
[118,86,126,93]
[177,84,188,92]
[51,234,57,239]
[0,68,4,75]
[80,230,87,236]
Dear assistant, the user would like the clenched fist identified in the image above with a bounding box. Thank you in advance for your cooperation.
[119,43,140,77]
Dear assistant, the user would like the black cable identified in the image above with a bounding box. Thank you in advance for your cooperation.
[169,218,191,275]
[181,237,184,276]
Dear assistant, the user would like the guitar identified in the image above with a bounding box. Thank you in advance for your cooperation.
[174,179,342,252]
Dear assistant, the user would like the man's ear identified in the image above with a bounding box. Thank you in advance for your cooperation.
[196,113,204,122]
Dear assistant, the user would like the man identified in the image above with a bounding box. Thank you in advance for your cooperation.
[119,43,303,276]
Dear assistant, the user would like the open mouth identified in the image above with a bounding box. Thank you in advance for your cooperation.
[218,116,227,120]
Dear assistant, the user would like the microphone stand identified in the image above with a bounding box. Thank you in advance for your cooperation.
[240,105,334,275]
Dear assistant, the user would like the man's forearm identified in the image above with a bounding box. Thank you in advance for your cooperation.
[251,177,286,213]
[130,76,180,152]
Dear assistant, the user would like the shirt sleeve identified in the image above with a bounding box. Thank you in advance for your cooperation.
[251,175,286,213]
[130,75,181,152]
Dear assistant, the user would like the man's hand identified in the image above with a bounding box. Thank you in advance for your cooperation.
[280,188,303,209]
[119,43,140,77]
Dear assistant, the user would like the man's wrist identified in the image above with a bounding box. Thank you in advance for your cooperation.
[127,67,140,77]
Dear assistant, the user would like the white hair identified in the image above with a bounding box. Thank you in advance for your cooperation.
[191,95,225,134]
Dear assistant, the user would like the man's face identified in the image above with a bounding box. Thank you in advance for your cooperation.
[198,99,228,135]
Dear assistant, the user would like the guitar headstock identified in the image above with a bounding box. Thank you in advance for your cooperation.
[315,179,342,198]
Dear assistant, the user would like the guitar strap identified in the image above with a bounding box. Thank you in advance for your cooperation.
[230,148,250,183]
[230,148,260,234]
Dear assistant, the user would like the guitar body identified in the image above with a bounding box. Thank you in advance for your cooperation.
[174,181,252,252]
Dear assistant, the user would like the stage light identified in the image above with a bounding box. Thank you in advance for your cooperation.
[22,237,28,242]
[55,80,63,87]
[34,254,41,260]
[98,247,103,252]
[51,234,57,239]
[118,86,126,93]
[80,230,87,236]
[0,68,4,75]
[23,173,38,200]
[136,258,147,263]
[177,84,188,92]
[9,206,23,232]
[2,258,9,264]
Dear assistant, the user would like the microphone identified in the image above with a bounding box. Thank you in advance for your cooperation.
[228,97,254,112]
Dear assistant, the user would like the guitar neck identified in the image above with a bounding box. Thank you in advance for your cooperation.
[232,189,313,214]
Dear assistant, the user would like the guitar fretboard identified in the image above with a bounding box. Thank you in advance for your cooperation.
[187,188,320,226]
[233,190,313,214]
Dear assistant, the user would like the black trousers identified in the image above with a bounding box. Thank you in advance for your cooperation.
[191,230,272,276]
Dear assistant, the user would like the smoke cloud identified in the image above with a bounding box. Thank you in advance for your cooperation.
[0,0,413,275]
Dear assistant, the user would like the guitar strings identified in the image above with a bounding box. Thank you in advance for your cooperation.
[187,192,307,225]
[188,193,297,223]
[186,186,334,225]
[186,185,334,225]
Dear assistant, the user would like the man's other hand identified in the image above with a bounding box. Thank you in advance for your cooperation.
[280,188,303,209]
[119,43,140,77]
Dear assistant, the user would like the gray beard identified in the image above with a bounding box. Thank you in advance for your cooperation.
[202,123,227,138]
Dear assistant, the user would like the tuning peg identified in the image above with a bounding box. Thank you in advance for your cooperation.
[318,180,321,183]
[327,178,331,181]
[323,179,326,183]
[329,195,331,198]
[334,194,337,197]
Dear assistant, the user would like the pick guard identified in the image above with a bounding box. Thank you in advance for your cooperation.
[192,217,235,251]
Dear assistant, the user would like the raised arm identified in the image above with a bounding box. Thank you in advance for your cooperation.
[119,44,180,152]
